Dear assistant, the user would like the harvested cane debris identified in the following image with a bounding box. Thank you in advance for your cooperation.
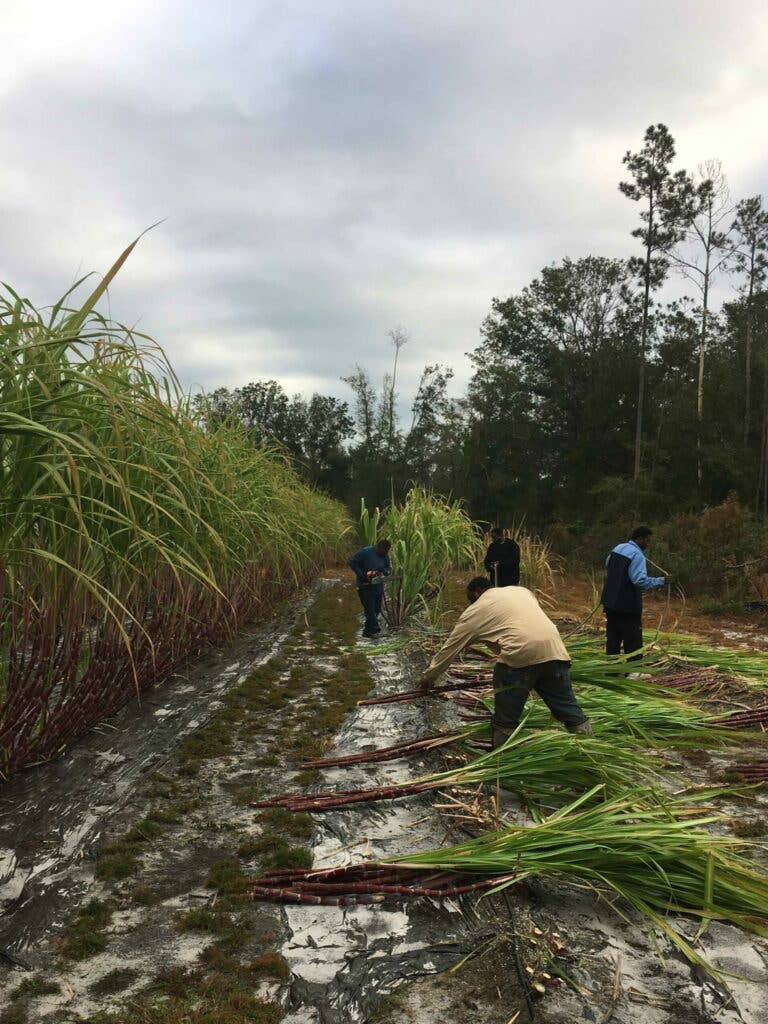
[248,785,768,979]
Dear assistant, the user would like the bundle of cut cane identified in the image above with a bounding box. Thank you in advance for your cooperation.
[358,663,678,707]
[306,685,747,773]
[248,786,768,975]
[254,728,660,812]
[736,761,768,782]
[299,724,486,769]
[510,688,748,748]
[249,864,501,906]
[655,634,768,685]
[715,703,768,729]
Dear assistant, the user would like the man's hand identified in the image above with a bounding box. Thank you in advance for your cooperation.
[417,671,435,693]
[663,575,673,586]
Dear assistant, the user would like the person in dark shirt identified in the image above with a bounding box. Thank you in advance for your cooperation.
[483,527,521,587]
[601,526,669,657]
[348,540,392,637]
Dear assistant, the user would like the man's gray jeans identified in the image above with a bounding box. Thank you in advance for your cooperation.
[492,660,588,729]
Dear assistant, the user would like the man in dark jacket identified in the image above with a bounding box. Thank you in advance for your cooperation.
[348,540,392,637]
[484,527,521,587]
[601,526,669,657]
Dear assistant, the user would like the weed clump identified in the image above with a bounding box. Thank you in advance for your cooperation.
[731,818,767,838]
[130,884,163,906]
[239,835,312,871]
[206,858,250,897]
[257,808,313,841]
[250,951,290,982]
[95,841,141,881]
[58,899,113,960]
[10,976,60,1001]
[175,907,235,935]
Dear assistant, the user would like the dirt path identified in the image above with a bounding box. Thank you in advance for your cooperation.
[1,577,767,1023]
[556,572,768,647]
[0,580,515,1022]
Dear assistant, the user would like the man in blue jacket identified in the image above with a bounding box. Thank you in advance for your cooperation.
[601,526,669,657]
[348,539,392,638]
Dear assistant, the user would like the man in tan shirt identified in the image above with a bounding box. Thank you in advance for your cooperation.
[419,576,592,748]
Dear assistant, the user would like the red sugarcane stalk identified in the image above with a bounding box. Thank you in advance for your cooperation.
[256,865,418,884]
[299,729,467,769]
[658,669,719,691]
[359,679,491,706]
[737,760,768,779]
[248,876,503,905]
[716,704,768,727]
[249,886,387,906]
[253,780,440,812]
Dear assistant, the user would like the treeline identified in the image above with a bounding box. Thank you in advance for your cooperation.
[201,124,768,535]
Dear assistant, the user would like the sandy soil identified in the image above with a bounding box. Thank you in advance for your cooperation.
[0,576,767,1023]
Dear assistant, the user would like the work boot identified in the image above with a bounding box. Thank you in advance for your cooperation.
[566,719,594,737]
[491,725,515,749]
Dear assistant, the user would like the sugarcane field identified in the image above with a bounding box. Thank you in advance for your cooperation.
[6,6,768,1024]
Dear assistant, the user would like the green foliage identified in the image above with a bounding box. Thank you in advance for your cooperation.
[0,265,349,774]
[175,908,236,935]
[391,787,768,976]
[244,836,313,871]
[10,976,60,1001]
[249,951,290,982]
[360,487,483,626]
[58,899,113,960]
[423,726,660,805]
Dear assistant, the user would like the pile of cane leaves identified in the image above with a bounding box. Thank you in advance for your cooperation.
[656,632,768,684]
[416,725,661,805]
[359,489,483,627]
[483,688,744,748]
[565,632,768,688]
[389,785,768,976]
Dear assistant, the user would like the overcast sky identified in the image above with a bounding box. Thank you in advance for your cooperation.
[3,1,768,411]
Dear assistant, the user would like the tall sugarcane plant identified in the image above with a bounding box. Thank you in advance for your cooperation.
[359,488,482,626]
[0,249,349,775]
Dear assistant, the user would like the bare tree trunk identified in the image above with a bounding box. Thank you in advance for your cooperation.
[758,333,768,517]
[634,245,652,481]
[745,268,754,446]
[697,272,709,490]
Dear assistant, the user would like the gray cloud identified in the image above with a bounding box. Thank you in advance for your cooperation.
[2,0,767,413]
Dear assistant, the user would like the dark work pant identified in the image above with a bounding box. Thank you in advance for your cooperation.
[492,660,587,729]
[357,586,383,635]
[605,612,643,658]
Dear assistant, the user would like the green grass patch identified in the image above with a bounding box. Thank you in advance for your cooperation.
[129,884,163,906]
[58,899,113,960]
[731,818,767,838]
[257,808,313,841]
[95,842,141,881]
[294,769,320,788]
[124,818,166,845]
[206,858,250,897]
[10,976,61,1001]
[250,951,290,982]
[245,836,313,871]
[0,1004,29,1024]
[175,907,236,935]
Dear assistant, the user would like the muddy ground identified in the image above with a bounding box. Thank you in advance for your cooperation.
[0,577,767,1023]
